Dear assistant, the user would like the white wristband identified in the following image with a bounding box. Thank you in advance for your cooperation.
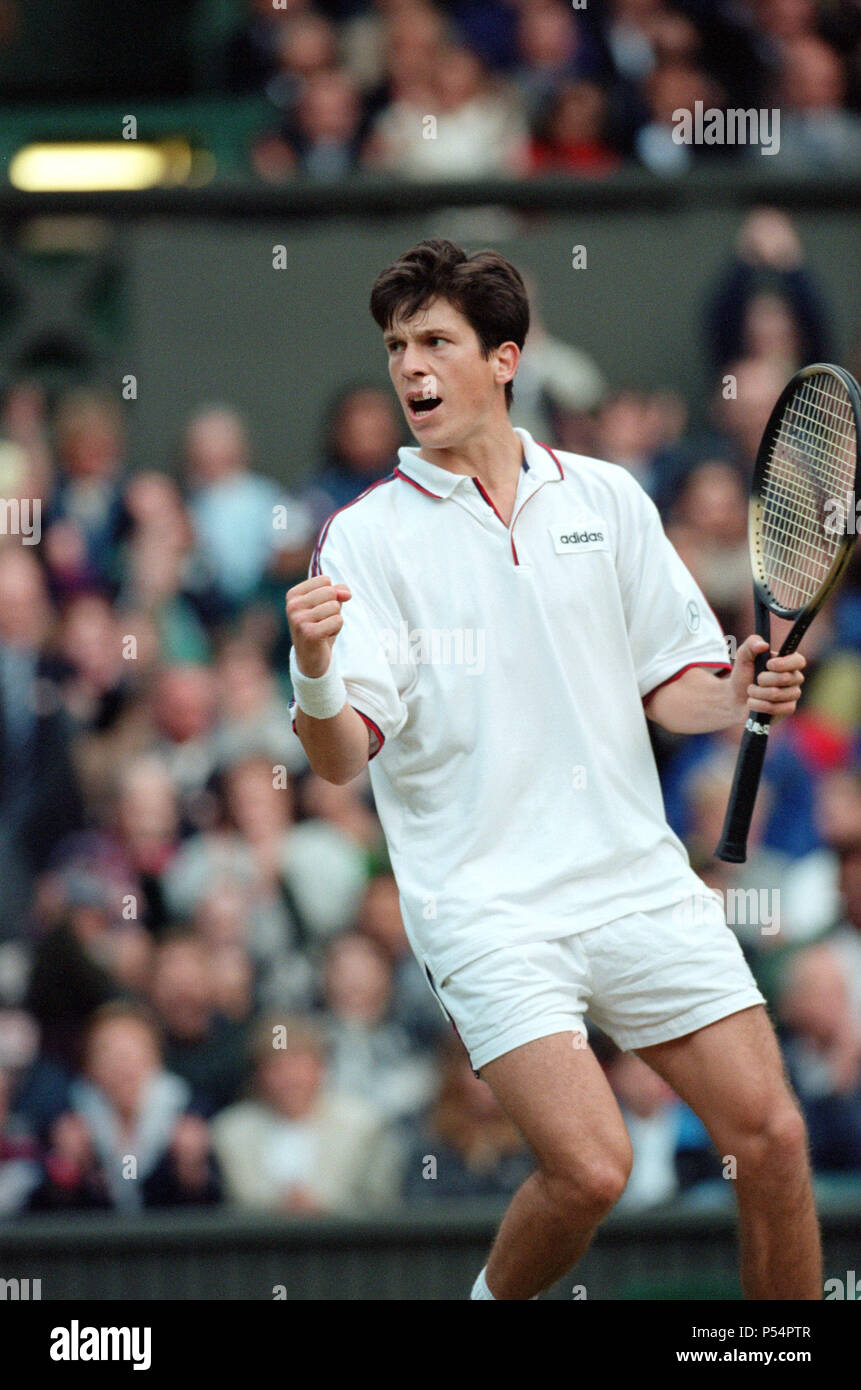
[289,646,348,720]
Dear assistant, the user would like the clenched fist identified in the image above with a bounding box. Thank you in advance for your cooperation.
[286,574,352,677]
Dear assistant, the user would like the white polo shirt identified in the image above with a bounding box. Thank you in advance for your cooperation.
[294,428,731,982]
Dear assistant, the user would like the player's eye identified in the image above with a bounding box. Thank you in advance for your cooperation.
[429,337,447,347]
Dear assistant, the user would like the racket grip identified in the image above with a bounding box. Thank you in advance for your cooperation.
[715,716,772,863]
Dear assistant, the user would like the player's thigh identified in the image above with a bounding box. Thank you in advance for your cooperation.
[635,1003,800,1151]
[480,1030,633,1181]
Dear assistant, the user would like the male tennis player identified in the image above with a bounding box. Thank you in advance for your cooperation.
[286,239,818,1300]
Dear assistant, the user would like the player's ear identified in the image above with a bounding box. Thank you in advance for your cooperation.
[494,341,520,389]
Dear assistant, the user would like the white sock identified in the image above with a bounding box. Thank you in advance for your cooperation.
[470,1266,495,1300]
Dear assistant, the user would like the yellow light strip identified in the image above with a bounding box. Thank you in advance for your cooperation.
[9,140,196,192]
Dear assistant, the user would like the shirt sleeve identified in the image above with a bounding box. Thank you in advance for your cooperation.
[290,516,409,759]
[613,468,732,700]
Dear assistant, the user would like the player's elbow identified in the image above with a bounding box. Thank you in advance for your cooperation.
[311,756,366,786]
[303,741,369,785]
[295,707,372,784]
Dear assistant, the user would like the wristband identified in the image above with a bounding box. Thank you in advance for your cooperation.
[289,646,348,720]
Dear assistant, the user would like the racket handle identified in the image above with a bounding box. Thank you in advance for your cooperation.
[715,714,772,863]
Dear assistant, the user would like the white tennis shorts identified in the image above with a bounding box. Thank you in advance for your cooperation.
[423,892,766,1072]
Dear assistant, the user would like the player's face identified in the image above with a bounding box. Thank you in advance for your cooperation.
[383,298,511,449]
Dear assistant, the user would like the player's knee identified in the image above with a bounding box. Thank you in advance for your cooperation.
[762,1100,808,1168]
[734,1096,809,1180]
[583,1158,630,1214]
[543,1150,631,1220]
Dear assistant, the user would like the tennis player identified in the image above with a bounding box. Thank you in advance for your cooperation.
[286,239,818,1300]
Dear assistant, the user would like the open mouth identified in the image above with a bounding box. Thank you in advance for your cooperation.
[407,393,442,418]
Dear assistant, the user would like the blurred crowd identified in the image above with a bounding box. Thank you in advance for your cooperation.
[0,207,860,1223]
[219,0,861,181]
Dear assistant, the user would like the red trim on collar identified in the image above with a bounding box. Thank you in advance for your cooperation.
[537,442,565,479]
[392,465,445,500]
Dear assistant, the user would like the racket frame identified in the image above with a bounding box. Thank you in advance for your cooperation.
[716,362,861,863]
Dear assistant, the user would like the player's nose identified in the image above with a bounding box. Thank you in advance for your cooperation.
[400,342,428,379]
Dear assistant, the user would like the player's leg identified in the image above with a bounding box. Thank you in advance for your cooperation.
[636,1004,821,1299]
[477,1029,633,1300]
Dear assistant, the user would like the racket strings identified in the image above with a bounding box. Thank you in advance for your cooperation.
[757,373,856,611]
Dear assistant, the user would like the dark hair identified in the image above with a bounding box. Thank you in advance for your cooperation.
[369,238,529,409]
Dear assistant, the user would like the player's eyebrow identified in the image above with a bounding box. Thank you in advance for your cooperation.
[384,327,451,345]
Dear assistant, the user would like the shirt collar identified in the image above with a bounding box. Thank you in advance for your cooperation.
[394,428,564,499]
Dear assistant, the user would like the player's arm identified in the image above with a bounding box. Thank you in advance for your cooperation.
[643,636,806,734]
[286,575,371,784]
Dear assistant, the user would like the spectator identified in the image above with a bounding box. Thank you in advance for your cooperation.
[0,548,84,938]
[509,275,607,444]
[211,1014,399,1212]
[356,872,447,1048]
[182,406,313,611]
[322,932,436,1120]
[55,591,133,736]
[118,518,211,668]
[24,888,135,1068]
[648,356,785,520]
[606,1051,685,1210]
[148,933,250,1113]
[121,470,223,629]
[208,942,257,1026]
[149,664,219,826]
[635,61,724,173]
[528,81,621,175]
[401,1036,533,1202]
[162,755,369,1005]
[0,1009,70,1143]
[706,208,830,376]
[48,1002,221,1211]
[0,1063,43,1216]
[254,68,364,182]
[109,756,181,935]
[43,389,127,594]
[513,0,605,122]
[366,42,528,176]
[211,635,307,776]
[711,356,786,476]
[0,378,53,507]
[299,771,386,864]
[593,388,685,497]
[664,459,750,624]
[775,36,861,168]
[29,1109,109,1212]
[359,0,447,119]
[264,12,340,121]
[225,0,309,94]
[303,385,403,529]
[777,825,861,1173]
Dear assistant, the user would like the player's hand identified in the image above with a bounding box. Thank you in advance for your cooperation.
[731,635,806,720]
[286,574,352,678]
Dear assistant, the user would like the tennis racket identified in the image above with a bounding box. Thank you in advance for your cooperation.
[716,362,861,864]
